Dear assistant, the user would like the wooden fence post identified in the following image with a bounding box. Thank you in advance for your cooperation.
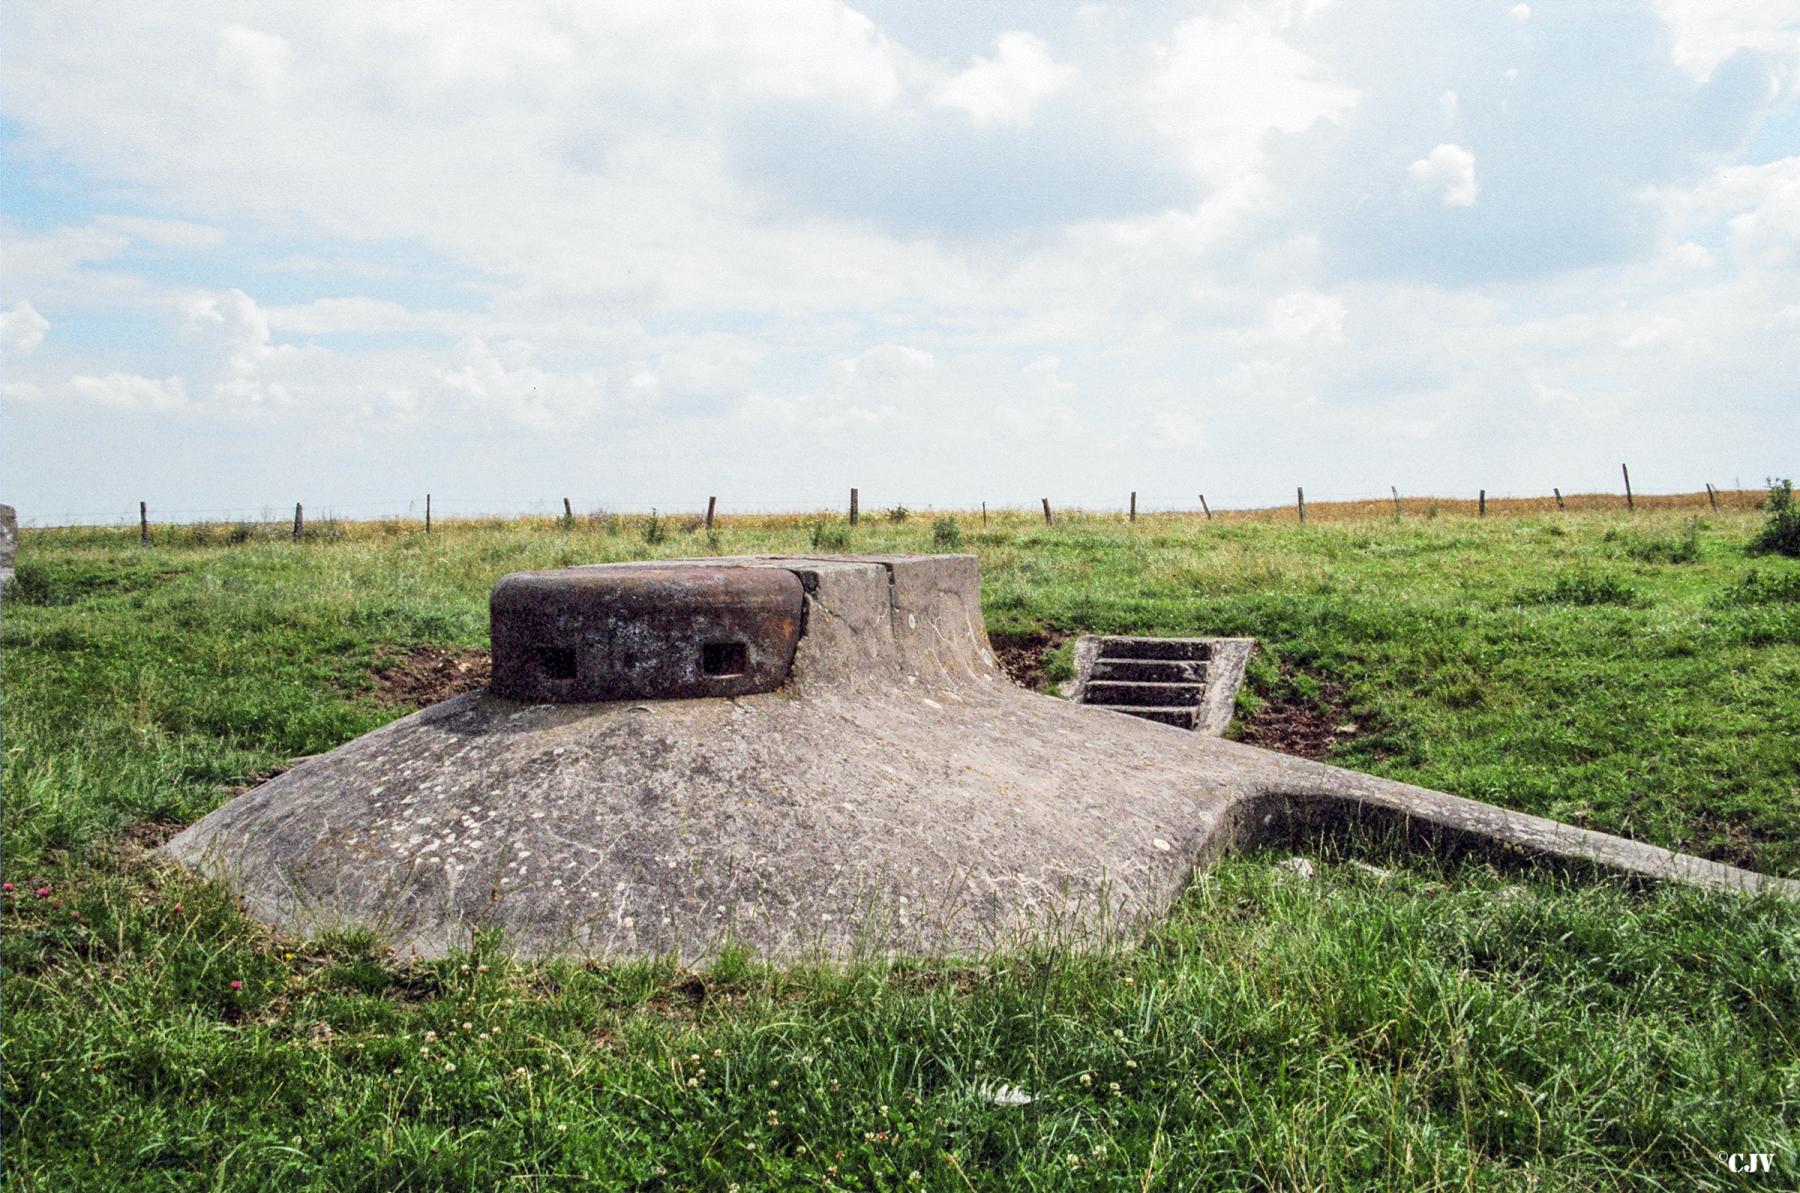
[293,503,303,542]
[1041,498,1053,526]
[1391,486,1401,519]
[1478,489,1486,517]
[981,502,987,526]
[1296,487,1306,524]
[1706,484,1718,512]
[140,501,149,546]
[849,488,859,526]
[1621,463,1633,510]
[1129,492,1137,523]
[705,496,717,529]
[425,493,432,535]
[1199,494,1212,521]
[1554,487,1564,511]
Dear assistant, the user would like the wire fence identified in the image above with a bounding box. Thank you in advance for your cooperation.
[15,476,1778,532]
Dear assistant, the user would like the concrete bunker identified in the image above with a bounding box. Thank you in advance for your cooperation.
[166,554,1798,961]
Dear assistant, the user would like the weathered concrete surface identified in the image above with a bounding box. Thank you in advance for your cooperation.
[165,554,1800,962]
[0,503,15,588]
[490,566,803,702]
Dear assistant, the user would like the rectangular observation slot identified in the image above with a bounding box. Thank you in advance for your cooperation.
[537,646,578,680]
[701,640,749,678]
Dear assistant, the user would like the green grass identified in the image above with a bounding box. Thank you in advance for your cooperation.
[5,509,1799,1190]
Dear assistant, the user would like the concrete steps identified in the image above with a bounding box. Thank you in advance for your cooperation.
[1070,635,1254,734]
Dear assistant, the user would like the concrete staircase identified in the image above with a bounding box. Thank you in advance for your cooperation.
[1070,635,1254,734]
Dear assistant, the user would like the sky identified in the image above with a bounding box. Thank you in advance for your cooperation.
[2,0,1797,524]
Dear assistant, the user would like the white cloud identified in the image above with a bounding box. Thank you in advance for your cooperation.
[95,214,224,251]
[436,337,607,429]
[1652,1,1800,85]
[1408,143,1480,206]
[1508,4,1532,25]
[935,32,1077,127]
[216,23,292,101]
[1656,156,1800,265]
[1264,291,1347,343]
[1143,10,1358,188]
[843,343,935,379]
[265,297,472,337]
[0,301,50,359]
[68,372,188,412]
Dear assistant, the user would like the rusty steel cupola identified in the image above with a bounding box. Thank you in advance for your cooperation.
[165,555,1799,961]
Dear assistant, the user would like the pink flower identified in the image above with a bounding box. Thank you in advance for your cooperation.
[172,903,183,912]
[229,980,243,990]
[33,888,51,899]
[3,882,15,892]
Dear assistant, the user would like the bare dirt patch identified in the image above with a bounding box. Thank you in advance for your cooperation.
[1238,666,1358,761]
[123,819,187,850]
[988,629,1068,691]
[373,646,491,708]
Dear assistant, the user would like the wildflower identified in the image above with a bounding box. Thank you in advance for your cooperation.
[477,964,489,973]
[1112,1028,1124,1040]
[686,1078,698,1088]
[879,1104,889,1115]
[444,1061,456,1072]
[461,1021,473,1031]
[689,1053,700,1063]
[1080,1073,1092,1086]
[712,1047,723,1057]
[2,882,14,892]
[172,903,183,912]
[34,887,51,899]
[424,1031,438,1043]
[769,1078,779,1089]
[229,980,243,990]
[908,1172,921,1183]
[513,1067,529,1079]
[1093,1145,1107,1159]
[556,1124,567,1133]
[70,910,81,920]
[1126,1059,1138,1069]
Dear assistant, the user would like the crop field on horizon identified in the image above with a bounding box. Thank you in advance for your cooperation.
[4,501,1798,1190]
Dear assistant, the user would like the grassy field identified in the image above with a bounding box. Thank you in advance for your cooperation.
[4,502,1798,1190]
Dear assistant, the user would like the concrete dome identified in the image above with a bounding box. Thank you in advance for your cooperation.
[165,554,1797,960]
